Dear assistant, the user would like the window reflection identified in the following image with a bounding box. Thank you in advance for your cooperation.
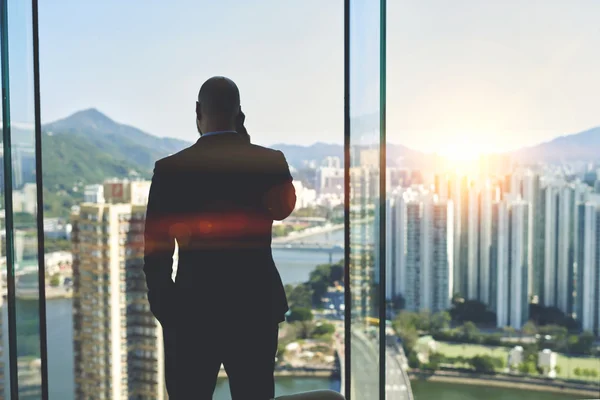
[388,1,600,399]
[39,1,343,399]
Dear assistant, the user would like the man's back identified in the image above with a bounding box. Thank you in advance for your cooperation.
[144,76,293,399]
[144,132,295,323]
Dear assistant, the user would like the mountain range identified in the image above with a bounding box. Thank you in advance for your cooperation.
[6,109,600,202]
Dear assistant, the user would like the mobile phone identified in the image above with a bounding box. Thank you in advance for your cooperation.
[236,108,250,141]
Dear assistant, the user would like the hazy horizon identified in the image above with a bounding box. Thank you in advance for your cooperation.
[36,107,599,156]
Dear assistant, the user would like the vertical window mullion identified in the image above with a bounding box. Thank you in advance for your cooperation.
[0,0,20,396]
[343,1,352,398]
[378,0,387,398]
[32,0,49,398]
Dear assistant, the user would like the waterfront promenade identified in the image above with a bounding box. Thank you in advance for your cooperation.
[409,370,600,398]
[272,224,343,244]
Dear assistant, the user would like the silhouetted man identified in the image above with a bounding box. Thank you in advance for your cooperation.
[143,76,296,399]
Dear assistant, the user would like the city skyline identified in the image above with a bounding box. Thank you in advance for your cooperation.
[27,106,600,159]
[3,0,600,398]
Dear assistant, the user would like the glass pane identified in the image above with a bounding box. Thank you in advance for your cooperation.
[349,0,383,398]
[40,1,343,399]
[388,1,600,399]
[0,13,8,397]
[3,0,44,397]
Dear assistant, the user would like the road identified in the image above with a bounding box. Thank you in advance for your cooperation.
[350,329,414,400]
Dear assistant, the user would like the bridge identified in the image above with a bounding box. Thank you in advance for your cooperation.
[271,242,344,252]
[272,242,344,263]
[272,223,344,244]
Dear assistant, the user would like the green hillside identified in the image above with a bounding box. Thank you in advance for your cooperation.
[36,109,191,217]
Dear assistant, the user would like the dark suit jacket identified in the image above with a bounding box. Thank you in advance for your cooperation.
[143,132,296,326]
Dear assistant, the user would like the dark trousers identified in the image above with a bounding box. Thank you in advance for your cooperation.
[163,318,279,400]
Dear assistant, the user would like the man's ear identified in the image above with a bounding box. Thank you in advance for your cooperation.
[196,101,202,119]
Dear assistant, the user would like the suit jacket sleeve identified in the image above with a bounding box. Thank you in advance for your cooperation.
[263,150,296,221]
[143,163,176,323]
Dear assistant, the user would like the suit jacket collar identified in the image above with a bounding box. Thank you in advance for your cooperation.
[195,131,248,145]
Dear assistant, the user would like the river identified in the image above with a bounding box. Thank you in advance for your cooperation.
[410,380,583,400]
[2,229,590,399]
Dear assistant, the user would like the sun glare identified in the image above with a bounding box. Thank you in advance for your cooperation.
[439,142,483,162]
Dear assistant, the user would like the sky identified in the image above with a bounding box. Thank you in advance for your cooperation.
[19,0,600,153]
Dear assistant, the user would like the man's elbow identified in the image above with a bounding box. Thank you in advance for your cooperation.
[273,191,296,221]
[265,183,296,221]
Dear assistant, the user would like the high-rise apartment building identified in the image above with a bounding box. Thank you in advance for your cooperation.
[478,181,495,305]
[521,171,542,299]
[382,197,394,300]
[556,186,573,315]
[316,156,344,196]
[542,184,559,307]
[72,179,166,400]
[467,184,479,300]
[392,191,407,302]
[491,201,509,327]
[491,200,529,329]
[576,202,600,334]
[350,164,378,321]
[399,189,453,313]
[450,175,469,298]
[432,199,454,312]
[509,201,530,330]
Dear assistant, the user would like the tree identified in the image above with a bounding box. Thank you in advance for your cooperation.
[590,369,599,378]
[470,355,496,374]
[287,307,313,322]
[399,327,419,356]
[393,311,420,354]
[450,299,495,324]
[529,304,578,330]
[308,262,343,305]
[460,321,480,342]
[295,321,316,339]
[430,311,451,334]
[49,274,61,287]
[571,331,595,355]
[574,367,581,377]
[313,322,336,337]
[415,310,432,332]
[285,283,313,309]
[554,365,561,375]
[522,321,538,336]
[407,352,420,369]
[276,343,287,362]
[518,361,537,375]
[426,352,444,371]
[503,326,516,338]
[394,311,418,332]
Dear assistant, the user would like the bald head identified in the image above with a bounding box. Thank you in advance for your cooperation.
[196,76,241,135]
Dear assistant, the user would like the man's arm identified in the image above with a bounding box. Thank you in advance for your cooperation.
[263,150,296,221]
[143,164,176,323]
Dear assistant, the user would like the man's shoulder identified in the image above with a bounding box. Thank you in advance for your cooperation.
[247,143,285,157]
[153,142,288,174]
[154,145,197,171]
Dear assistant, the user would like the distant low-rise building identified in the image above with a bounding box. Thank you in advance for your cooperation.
[507,346,524,370]
[293,180,317,209]
[537,349,557,378]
